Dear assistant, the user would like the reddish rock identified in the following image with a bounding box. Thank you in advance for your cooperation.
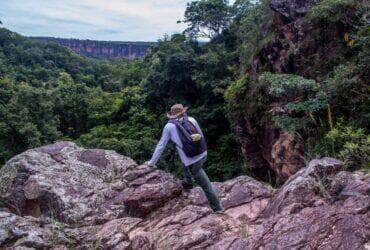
[235,0,344,181]
[0,142,137,225]
[32,37,153,60]
[270,131,305,180]
[246,158,370,249]
[0,142,368,249]
[113,165,182,217]
[237,120,305,182]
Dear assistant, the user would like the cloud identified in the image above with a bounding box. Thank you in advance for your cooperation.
[0,0,189,41]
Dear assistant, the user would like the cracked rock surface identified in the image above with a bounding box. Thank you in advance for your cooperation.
[0,142,368,249]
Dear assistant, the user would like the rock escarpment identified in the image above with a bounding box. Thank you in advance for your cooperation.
[236,0,358,181]
[32,37,154,60]
[0,142,369,249]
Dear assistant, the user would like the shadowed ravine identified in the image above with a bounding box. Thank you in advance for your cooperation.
[0,141,368,249]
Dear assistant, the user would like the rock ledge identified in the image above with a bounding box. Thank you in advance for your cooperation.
[0,142,368,249]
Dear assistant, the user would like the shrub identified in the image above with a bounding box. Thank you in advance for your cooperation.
[259,72,328,132]
[308,0,364,26]
[224,75,250,115]
[314,121,369,170]
[326,123,369,170]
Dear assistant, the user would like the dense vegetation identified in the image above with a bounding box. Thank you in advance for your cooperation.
[0,24,243,181]
[224,0,369,174]
[0,0,368,183]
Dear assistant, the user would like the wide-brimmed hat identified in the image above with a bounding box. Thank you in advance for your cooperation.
[167,104,188,119]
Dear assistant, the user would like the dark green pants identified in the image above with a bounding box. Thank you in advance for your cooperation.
[183,157,223,212]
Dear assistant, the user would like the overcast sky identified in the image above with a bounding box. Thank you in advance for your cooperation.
[0,0,193,41]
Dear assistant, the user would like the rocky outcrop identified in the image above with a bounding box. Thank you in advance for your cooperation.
[0,142,368,249]
[256,0,338,76]
[32,37,154,60]
[246,158,370,249]
[269,0,316,21]
[0,142,271,249]
[236,0,352,181]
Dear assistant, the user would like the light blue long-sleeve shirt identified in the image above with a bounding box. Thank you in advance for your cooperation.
[148,116,207,167]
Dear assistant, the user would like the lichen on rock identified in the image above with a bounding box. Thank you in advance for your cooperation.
[0,142,368,249]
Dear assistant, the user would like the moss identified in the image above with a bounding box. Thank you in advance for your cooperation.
[0,161,19,194]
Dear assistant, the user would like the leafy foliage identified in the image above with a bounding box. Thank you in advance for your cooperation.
[313,121,369,170]
[0,0,368,183]
[183,0,232,38]
[231,0,272,68]
[78,86,158,162]
[259,72,328,132]
[308,0,365,27]
[0,77,60,161]
[0,26,244,181]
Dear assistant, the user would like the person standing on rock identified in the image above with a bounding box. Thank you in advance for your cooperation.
[145,104,224,212]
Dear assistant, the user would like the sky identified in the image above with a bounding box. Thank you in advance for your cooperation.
[0,0,192,41]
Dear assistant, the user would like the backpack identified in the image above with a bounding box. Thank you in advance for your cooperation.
[170,117,207,157]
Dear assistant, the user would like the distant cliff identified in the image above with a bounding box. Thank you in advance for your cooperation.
[31,37,154,60]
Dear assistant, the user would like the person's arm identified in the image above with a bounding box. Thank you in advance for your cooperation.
[148,125,171,166]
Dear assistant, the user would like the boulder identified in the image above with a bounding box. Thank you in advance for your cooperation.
[0,142,272,248]
[245,158,370,249]
[0,211,54,248]
[128,175,273,249]
[0,142,368,249]
[261,157,344,216]
[112,164,182,218]
[0,141,182,226]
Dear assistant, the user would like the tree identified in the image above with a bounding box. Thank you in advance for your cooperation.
[232,0,271,68]
[0,77,61,163]
[142,36,200,112]
[183,0,232,39]
[77,86,158,163]
[232,0,254,18]
[259,72,328,133]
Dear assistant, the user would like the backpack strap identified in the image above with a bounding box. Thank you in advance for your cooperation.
[168,120,184,150]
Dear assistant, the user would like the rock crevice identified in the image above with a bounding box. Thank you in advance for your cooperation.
[0,142,368,249]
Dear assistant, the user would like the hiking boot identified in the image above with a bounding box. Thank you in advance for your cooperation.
[213,208,225,214]
[181,180,193,190]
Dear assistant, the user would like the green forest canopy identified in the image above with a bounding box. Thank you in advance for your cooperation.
[0,0,368,182]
